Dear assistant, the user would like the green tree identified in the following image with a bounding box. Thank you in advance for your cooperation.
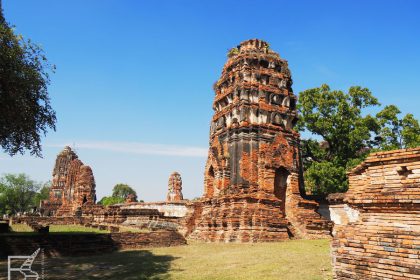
[112,184,137,200]
[298,84,419,196]
[33,181,51,207]
[97,196,124,206]
[376,105,420,150]
[0,1,56,157]
[97,184,138,206]
[0,173,41,214]
[298,84,379,165]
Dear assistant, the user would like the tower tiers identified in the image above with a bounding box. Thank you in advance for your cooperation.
[167,172,183,202]
[41,146,96,216]
[187,39,332,242]
[206,39,300,198]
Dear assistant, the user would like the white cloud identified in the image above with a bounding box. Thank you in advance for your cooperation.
[315,65,339,79]
[46,141,208,157]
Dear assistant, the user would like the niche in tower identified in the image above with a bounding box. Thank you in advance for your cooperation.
[274,167,290,214]
[206,166,215,197]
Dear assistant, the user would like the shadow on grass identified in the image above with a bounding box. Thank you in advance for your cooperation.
[45,250,178,280]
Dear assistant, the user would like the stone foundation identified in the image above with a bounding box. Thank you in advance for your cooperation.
[120,201,188,218]
[0,231,186,258]
[188,195,290,242]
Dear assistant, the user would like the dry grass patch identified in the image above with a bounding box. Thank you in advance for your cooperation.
[49,225,109,234]
[6,224,109,234]
[0,239,332,279]
[153,239,332,280]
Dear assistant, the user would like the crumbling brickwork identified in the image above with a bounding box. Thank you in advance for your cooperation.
[0,231,186,258]
[188,39,331,242]
[167,172,183,202]
[332,148,420,279]
[125,193,138,203]
[42,146,96,216]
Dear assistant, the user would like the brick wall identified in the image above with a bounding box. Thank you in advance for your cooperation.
[332,147,420,279]
[0,231,186,258]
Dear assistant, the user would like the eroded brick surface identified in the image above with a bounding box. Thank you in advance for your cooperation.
[187,39,331,242]
[41,146,96,216]
[332,147,420,279]
[0,231,186,258]
[167,172,183,202]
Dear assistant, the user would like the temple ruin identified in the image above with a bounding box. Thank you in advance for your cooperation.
[187,39,332,242]
[38,40,332,243]
[331,148,420,279]
[167,172,183,202]
[41,146,96,216]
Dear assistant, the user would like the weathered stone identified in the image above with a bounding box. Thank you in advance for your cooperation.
[167,172,183,202]
[332,147,420,280]
[125,193,138,203]
[41,146,96,216]
[0,231,186,258]
[187,39,331,242]
[120,202,188,217]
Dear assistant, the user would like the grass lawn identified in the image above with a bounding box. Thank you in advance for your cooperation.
[6,223,109,234]
[0,239,332,280]
[49,224,109,233]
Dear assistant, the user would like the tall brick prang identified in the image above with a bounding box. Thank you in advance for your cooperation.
[187,39,331,242]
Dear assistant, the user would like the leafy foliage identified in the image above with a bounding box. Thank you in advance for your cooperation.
[0,173,41,214]
[376,105,420,150]
[298,84,420,195]
[298,84,379,165]
[33,181,51,207]
[97,196,124,206]
[112,183,137,199]
[98,183,138,206]
[227,47,239,58]
[304,161,348,194]
[0,3,56,156]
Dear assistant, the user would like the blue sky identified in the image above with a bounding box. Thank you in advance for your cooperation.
[1,0,419,201]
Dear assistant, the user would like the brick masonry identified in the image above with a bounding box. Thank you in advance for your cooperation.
[0,231,186,258]
[41,146,96,216]
[332,147,420,279]
[187,39,332,242]
[167,172,183,202]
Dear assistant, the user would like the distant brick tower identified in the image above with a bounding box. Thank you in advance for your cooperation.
[44,146,96,215]
[188,39,331,242]
[167,172,183,202]
[49,146,78,205]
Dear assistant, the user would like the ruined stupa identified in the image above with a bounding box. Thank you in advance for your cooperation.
[188,39,331,242]
[42,146,96,215]
[167,172,183,202]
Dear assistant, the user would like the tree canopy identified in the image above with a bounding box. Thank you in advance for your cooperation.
[112,183,137,200]
[0,1,56,157]
[98,184,138,206]
[376,105,420,150]
[0,173,43,214]
[33,181,51,208]
[298,84,420,196]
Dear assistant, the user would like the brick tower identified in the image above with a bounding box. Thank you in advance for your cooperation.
[167,172,183,202]
[42,146,96,216]
[188,39,331,242]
